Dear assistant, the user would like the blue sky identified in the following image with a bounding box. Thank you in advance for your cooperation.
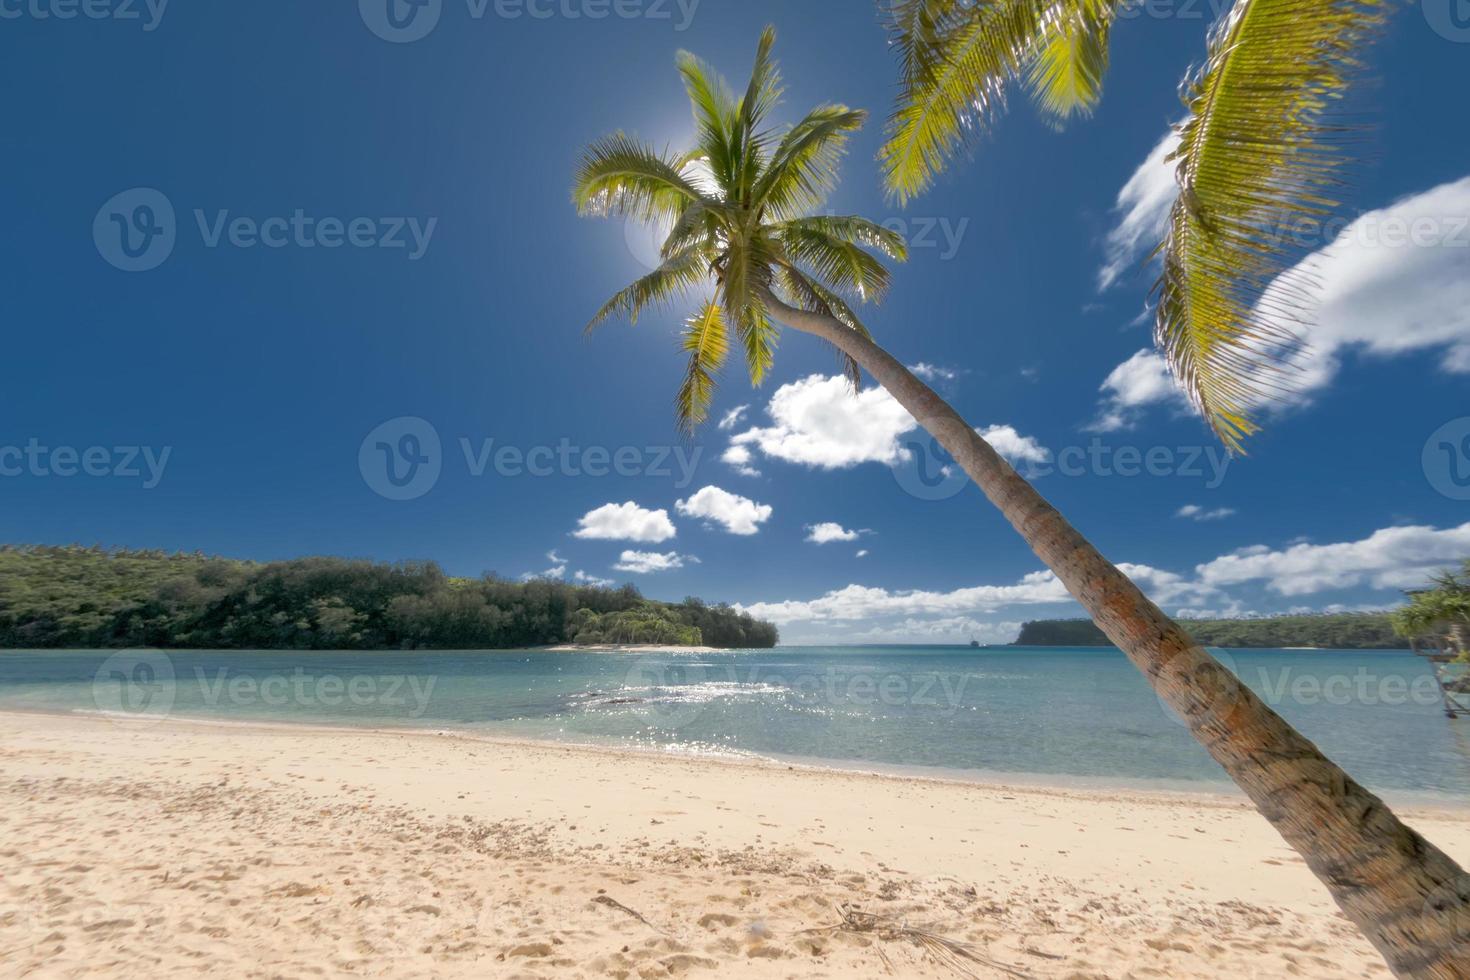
[3,1,1468,644]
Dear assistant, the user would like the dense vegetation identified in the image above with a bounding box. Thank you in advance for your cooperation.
[1015,613,1404,650]
[0,546,778,650]
[1391,560,1469,661]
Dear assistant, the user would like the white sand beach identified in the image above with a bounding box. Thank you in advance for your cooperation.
[2,709,1466,978]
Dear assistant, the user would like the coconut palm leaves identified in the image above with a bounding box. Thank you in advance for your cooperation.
[574,26,907,434]
[882,0,1389,453]
[1155,0,1387,452]
[881,0,1118,204]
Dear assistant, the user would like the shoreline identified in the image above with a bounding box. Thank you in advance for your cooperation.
[538,643,727,654]
[4,709,1467,977]
[3,705,1465,813]
[0,705,1250,807]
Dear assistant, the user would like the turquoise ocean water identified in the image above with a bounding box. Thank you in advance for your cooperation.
[2,646,1467,802]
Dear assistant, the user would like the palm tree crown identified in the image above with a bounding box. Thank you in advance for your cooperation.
[573,26,907,434]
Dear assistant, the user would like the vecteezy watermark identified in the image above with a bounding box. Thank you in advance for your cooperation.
[1157,651,1450,729]
[92,650,176,721]
[91,652,440,721]
[93,188,438,272]
[0,439,171,488]
[892,420,1232,502]
[1424,417,1470,501]
[0,0,169,30]
[359,0,700,43]
[358,416,704,501]
[93,188,176,272]
[878,216,970,261]
[624,213,969,271]
[1270,211,1470,252]
[619,658,975,730]
[360,417,443,501]
[1114,0,1235,20]
[191,668,438,716]
[1423,0,1470,43]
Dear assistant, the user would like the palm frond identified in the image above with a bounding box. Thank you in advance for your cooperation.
[880,0,1116,201]
[881,0,1037,203]
[1025,0,1114,124]
[659,202,721,260]
[676,300,730,434]
[778,224,895,303]
[776,216,909,262]
[573,133,707,221]
[732,26,783,203]
[756,105,867,219]
[1154,0,1387,453]
[733,294,779,386]
[586,247,708,332]
[677,51,738,194]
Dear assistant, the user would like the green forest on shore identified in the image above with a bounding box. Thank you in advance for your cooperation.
[1015,613,1404,650]
[0,546,779,650]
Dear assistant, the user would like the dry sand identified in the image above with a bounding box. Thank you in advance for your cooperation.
[2,709,1466,979]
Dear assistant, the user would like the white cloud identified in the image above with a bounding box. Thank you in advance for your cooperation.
[1195,522,1470,596]
[850,617,1022,646]
[1115,562,1216,606]
[1255,175,1470,404]
[856,549,870,558]
[612,550,696,574]
[909,362,960,383]
[1088,348,1186,432]
[743,521,1465,640]
[738,571,1073,624]
[727,373,1046,482]
[573,501,677,543]
[522,550,568,581]
[573,569,616,588]
[1177,504,1236,522]
[978,424,1049,465]
[675,485,773,536]
[717,405,749,431]
[806,522,862,544]
[728,374,918,470]
[721,444,761,478]
[1098,126,1181,291]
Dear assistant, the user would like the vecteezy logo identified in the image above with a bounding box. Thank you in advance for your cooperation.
[621,657,713,730]
[623,215,673,272]
[1424,0,1470,42]
[891,417,971,501]
[93,188,176,272]
[1155,648,1241,730]
[91,650,175,721]
[1424,417,1470,501]
[359,416,442,500]
[360,0,442,42]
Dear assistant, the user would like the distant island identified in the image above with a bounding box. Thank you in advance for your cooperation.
[1015,613,1404,650]
[0,545,778,650]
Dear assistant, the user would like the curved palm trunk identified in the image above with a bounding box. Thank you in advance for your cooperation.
[758,287,1470,978]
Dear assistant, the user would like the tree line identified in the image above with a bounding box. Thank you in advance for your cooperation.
[1015,613,1405,650]
[0,545,778,650]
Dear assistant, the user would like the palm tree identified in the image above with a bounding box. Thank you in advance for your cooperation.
[573,28,1468,976]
